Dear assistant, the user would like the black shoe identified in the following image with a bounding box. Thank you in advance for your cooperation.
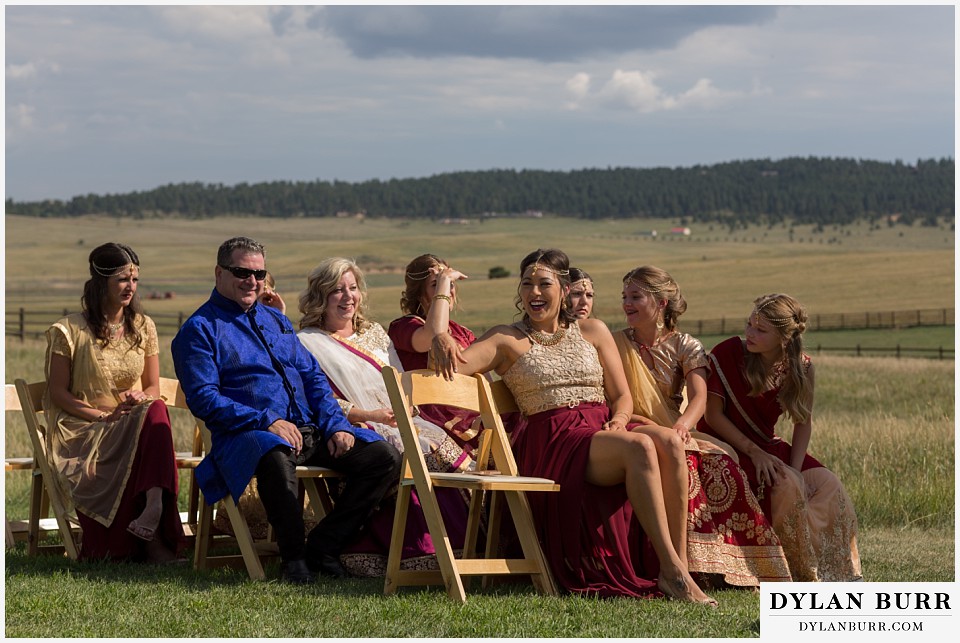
[280,558,316,584]
[308,553,348,579]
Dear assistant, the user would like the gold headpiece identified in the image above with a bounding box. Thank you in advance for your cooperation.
[752,298,794,327]
[526,262,570,278]
[404,268,435,281]
[628,278,672,294]
[92,259,136,277]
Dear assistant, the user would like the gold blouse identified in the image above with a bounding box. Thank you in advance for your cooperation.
[624,330,708,414]
[501,321,606,416]
[49,315,159,392]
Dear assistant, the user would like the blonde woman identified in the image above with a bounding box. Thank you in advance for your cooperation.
[698,294,862,582]
[296,257,473,575]
[614,266,790,587]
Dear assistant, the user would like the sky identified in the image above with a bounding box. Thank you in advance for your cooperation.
[3,2,956,202]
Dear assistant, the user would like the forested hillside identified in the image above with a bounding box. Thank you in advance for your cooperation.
[6,157,953,226]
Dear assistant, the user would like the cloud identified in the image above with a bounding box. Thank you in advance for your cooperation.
[8,103,36,129]
[319,5,778,62]
[569,69,742,113]
[6,59,60,81]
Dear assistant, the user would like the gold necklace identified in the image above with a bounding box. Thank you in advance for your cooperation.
[107,321,123,340]
[524,320,566,347]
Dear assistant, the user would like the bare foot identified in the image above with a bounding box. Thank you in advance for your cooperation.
[128,494,164,541]
[143,538,181,565]
[658,573,718,607]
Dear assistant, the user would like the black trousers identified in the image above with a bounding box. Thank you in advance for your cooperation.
[254,436,401,563]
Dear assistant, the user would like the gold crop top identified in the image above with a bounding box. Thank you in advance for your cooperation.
[501,320,606,416]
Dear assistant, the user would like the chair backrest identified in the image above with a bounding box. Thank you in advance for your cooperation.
[381,367,521,477]
[14,378,81,559]
[157,376,204,457]
[5,383,24,413]
[382,367,481,479]
[487,379,519,414]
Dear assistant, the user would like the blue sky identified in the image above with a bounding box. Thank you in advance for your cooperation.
[4,3,956,202]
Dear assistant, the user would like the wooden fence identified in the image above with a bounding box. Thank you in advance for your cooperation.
[5,306,956,359]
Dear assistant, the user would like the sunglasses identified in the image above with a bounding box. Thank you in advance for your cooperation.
[219,265,267,281]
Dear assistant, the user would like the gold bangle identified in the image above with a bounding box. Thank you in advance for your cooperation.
[433,294,452,305]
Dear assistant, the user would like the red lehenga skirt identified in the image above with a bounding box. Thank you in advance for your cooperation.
[76,400,185,561]
[511,402,660,598]
[685,448,792,584]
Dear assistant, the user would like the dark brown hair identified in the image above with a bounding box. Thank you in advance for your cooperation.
[515,248,577,326]
[82,242,144,349]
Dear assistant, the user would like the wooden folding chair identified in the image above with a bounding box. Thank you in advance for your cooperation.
[380,366,559,603]
[11,378,204,556]
[13,379,81,559]
[157,376,206,540]
[191,422,343,580]
[5,383,44,551]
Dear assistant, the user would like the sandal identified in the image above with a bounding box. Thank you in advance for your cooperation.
[127,520,157,542]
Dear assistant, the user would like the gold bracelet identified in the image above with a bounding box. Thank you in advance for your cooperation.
[433,294,452,305]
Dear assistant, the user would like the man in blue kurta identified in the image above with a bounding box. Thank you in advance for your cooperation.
[172,236,401,584]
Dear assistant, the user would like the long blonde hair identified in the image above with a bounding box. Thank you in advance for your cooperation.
[743,293,812,424]
[298,257,371,334]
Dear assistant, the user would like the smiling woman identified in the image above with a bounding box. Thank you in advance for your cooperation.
[295,256,475,576]
[424,248,717,605]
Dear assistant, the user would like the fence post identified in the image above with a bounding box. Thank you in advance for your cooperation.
[856,344,860,357]
[896,345,900,359]
[939,347,944,360]
[178,312,184,328]
[19,307,25,342]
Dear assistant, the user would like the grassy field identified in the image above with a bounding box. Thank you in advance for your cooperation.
[3,214,955,637]
[4,214,954,334]
[4,347,954,637]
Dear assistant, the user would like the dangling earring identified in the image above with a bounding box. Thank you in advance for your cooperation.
[655,309,665,337]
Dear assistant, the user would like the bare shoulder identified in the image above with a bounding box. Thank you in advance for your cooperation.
[578,318,612,342]
[476,323,527,343]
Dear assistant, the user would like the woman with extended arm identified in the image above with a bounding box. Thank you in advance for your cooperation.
[427,248,716,604]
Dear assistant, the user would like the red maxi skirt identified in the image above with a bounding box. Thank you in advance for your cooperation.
[76,400,185,561]
[511,402,660,598]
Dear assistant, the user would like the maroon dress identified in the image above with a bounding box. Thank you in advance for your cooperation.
[388,315,483,458]
[502,322,659,598]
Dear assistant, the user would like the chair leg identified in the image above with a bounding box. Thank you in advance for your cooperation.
[193,497,215,571]
[221,495,266,581]
[301,478,334,522]
[383,484,413,596]
[414,483,466,603]
[504,491,558,596]
[481,490,503,590]
[27,470,44,556]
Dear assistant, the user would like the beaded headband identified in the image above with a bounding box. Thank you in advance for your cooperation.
[626,278,673,295]
[524,262,570,278]
[91,249,137,277]
[406,261,443,281]
[570,278,593,290]
[752,298,794,327]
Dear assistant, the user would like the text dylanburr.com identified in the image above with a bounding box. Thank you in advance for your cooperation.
[760,582,955,639]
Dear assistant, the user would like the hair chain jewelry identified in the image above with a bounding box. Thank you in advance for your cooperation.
[528,262,570,278]
[753,298,794,327]
[405,268,435,280]
[628,278,673,294]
